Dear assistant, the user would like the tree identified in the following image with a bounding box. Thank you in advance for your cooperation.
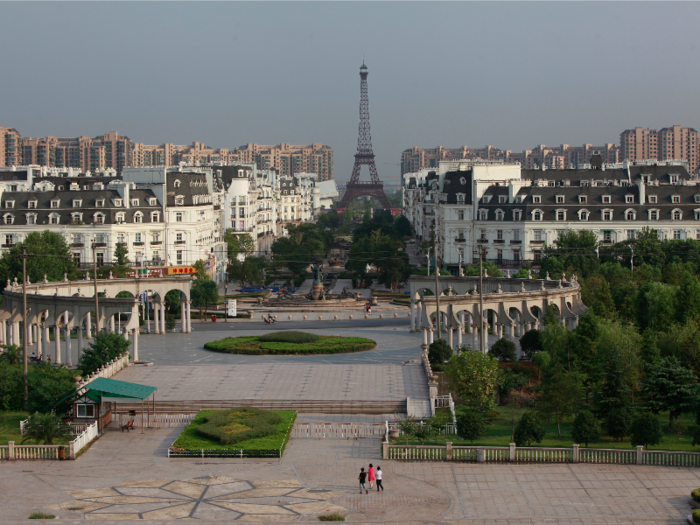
[543,304,561,327]
[0,344,22,365]
[581,275,616,319]
[571,410,601,447]
[20,412,73,445]
[489,338,517,362]
[639,329,661,371]
[228,257,263,291]
[596,350,634,441]
[444,349,501,418]
[531,351,551,381]
[0,230,77,285]
[225,230,255,260]
[78,332,131,376]
[519,329,543,360]
[676,273,700,324]
[114,243,129,266]
[637,281,676,332]
[630,412,663,449]
[514,411,545,446]
[456,410,486,444]
[428,339,452,368]
[193,260,209,281]
[393,215,414,238]
[539,230,600,279]
[191,279,219,319]
[641,356,700,425]
[538,360,582,436]
[394,413,416,445]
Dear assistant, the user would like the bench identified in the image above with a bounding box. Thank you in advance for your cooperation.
[121,419,135,432]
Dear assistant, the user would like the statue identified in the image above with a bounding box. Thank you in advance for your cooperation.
[545,272,550,280]
[109,271,113,279]
[528,269,532,279]
[5,279,10,290]
[497,283,502,294]
[521,282,526,292]
[43,274,48,284]
[311,264,324,286]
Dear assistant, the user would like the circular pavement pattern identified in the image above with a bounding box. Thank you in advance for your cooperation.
[46,474,452,521]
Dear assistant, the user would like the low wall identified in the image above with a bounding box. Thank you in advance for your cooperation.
[253,311,411,322]
[382,442,700,467]
[1,422,98,461]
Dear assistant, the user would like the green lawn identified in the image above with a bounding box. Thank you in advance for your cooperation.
[171,410,296,453]
[393,406,700,452]
[0,411,73,446]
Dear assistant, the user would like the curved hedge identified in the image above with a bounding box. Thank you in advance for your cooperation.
[258,331,320,344]
[204,333,376,355]
[693,488,700,503]
[195,407,281,445]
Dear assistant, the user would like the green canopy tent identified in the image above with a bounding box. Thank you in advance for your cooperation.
[80,377,157,434]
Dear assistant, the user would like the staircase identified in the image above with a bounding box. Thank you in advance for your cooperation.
[406,397,433,419]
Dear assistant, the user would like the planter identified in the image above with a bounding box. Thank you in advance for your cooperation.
[389,429,399,439]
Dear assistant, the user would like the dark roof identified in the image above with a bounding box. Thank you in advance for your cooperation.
[166,172,211,207]
[442,171,473,204]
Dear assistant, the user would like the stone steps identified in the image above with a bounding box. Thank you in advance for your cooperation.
[114,398,408,415]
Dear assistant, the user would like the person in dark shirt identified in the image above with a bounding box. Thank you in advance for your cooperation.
[358,467,368,494]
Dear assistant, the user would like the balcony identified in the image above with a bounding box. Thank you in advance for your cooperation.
[530,240,545,245]
[93,242,107,248]
[494,239,505,244]
[174,240,186,245]
[2,243,15,248]
[600,240,614,245]
[71,243,84,247]
[510,240,522,244]
[455,238,466,243]
[477,238,489,244]
[133,242,145,247]
[150,241,162,245]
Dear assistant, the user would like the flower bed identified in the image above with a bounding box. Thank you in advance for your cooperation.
[169,409,296,458]
[203,332,376,355]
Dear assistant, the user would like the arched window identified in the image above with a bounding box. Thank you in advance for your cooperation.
[94,213,105,224]
[578,209,589,221]
[625,209,636,221]
[555,209,567,221]
[151,212,160,222]
[3,213,14,225]
[495,209,504,221]
[116,212,125,223]
[173,179,181,188]
[71,212,82,224]
[134,212,143,223]
[532,209,543,221]
[648,209,659,221]
[672,209,682,221]
[49,213,60,225]
[478,210,488,220]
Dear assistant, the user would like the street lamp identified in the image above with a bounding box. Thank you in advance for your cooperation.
[426,247,431,277]
[458,250,463,277]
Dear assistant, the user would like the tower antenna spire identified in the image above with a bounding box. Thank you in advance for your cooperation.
[338,60,391,209]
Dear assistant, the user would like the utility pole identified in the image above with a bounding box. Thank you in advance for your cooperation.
[433,228,441,340]
[224,271,228,323]
[426,247,431,277]
[479,245,485,355]
[22,248,28,410]
[92,242,100,333]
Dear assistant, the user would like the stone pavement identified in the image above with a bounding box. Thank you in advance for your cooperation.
[0,428,697,523]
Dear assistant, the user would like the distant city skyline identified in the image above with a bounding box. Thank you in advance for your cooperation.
[2,2,700,180]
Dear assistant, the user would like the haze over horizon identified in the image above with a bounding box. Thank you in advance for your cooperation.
[2,2,700,180]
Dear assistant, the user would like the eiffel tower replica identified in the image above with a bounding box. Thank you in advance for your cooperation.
[338,61,391,209]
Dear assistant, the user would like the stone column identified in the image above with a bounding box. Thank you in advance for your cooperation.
[86,313,92,339]
[65,326,72,367]
[54,326,61,364]
[181,301,187,333]
[410,300,415,332]
[37,324,43,358]
[421,328,428,350]
[153,303,160,334]
[416,302,422,330]
[132,329,139,362]
[497,324,503,340]
[160,302,166,333]
[429,327,434,344]
[76,325,83,362]
[12,322,19,346]
[186,301,192,333]
[0,319,5,345]
[43,325,50,355]
[448,327,454,350]
[28,324,34,345]
[460,311,465,333]
[457,325,463,349]
[472,325,478,348]
[109,314,115,333]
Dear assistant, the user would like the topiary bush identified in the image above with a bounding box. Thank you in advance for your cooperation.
[195,407,281,445]
[692,488,700,503]
[258,331,321,344]
[428,339,452,368]
[204,335,376,355]
[514,411,545,446]
[693,508,700,524]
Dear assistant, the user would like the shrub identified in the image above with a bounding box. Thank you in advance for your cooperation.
[78,332,130,376]
[428,339,452,366]
[694,509,700,525]
[604,406,632,442]
[514,411,545,446]
[456,410,485,444]
[258,331,320,344]
[195,408,281,445]
[318,512,345,521]
[571,410,601,447]
[519,329,543,359]
[28,513,55,520]
[21,413,73,445]
[630,412,663,449]
[489,338,517,362]
[694,427,700,447]
[204,335,376,355]
[691,488,700,502]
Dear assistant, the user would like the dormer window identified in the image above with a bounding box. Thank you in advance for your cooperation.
[695,195,700,204]
[578,209,590,221]
[602,209,613,221]
[498,196,506,204]
[648,209,660,220]
[532,209,543,221]
[173,179,181,188]
[456,194,465,204]
[26,213,37,225]
[515,196,523,203]
[512,210,522,221]
[555,195,565,204]
[670,174,679,184]
[602,195,611,204]
[94,213,105,224]
[695,209,700,221]
[482,195,492,203]
[578,195,587,204]
[28,200,36,209]
[51,199,60,209]
[131,198,139,207]
[672,209,683,221]
[49,212,60,225]
[641,175,651,184]
[625,195,634,204]
[626,209,636,221]
[151,212,160,222]
[175,196,184,206]
[532,195,541,204]
[96,199,104,208]
[73,199,82,208]
[478,210,488,220]
[495,209,505,221]
[116,212,125,223]
[3,213,14,225]
[71,212,83,223]
[672,195,681,204]
[134,212,143,223]
[648,195,657,204]
[5,201,14,209]
[556,209,567,221]
[114,199,122,207]
[149,198,157,206]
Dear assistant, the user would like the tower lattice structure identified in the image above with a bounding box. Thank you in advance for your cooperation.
[338,61,391,209]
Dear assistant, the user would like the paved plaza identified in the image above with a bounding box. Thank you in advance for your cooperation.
[0,427,697,523]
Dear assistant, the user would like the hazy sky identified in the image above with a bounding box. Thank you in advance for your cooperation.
[2,2,700,180]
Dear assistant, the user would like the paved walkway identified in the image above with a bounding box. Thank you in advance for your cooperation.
[0,429,697,523]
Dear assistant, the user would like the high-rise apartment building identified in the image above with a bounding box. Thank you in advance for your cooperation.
[620,125,699,173]
[232,143,333,181]
[0,127,23,167]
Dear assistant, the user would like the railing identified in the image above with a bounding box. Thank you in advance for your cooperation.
[75,353,130,390]
[291,422,385,439]
[20,419,87,436]
[69,422,98,459]
[116,413,194,429]
[1,422,98,460]
[383,442,700,467]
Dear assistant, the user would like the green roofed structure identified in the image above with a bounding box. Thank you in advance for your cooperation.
[74,378,157,433]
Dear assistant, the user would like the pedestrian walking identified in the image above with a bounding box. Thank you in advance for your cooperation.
[358,467,368,494]
[367,463,375,489]
[376,466,384,491]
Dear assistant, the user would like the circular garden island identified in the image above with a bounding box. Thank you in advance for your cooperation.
[203,331,376,355]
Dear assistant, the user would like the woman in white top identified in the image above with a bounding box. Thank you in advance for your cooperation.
[375,466,383,491]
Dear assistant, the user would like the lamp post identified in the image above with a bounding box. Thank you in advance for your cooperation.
[22,248,28,410]
[458,250,463,277]
[224,268,228,323]
[92,242,100,333]
[479,245,485,355]
[433,228,441,340]
[426,247,431,277]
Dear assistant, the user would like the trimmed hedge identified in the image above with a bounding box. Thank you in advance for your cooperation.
[693,488,700,503]
[203,334,376,355]
[195,407,281,445]
[693,509,700,524]
[258,331,320,344]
